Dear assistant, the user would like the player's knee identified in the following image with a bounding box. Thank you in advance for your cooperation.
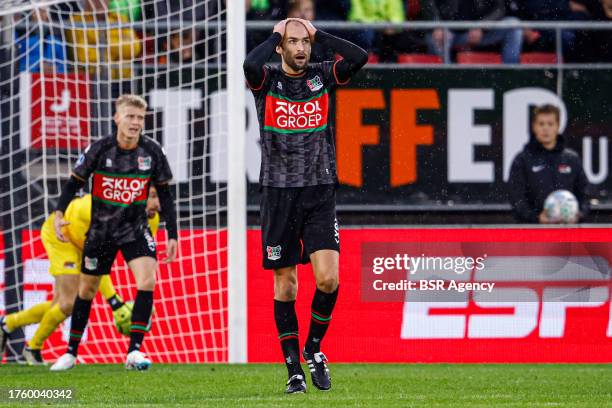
[274,278,297,301]
[79,285,97,300]
[59,298,74,316]
[78,280,98,300]
[137,273,156,291]
[275,284,297,301]
[316,273,338,293]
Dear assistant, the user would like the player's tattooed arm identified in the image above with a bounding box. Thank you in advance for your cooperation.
[243,20,285,89]
[54,175,84,241]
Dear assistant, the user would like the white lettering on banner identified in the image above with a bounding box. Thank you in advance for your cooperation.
[24,260,54,284]
[19,72,32,150]
[447,89,495,182]
[149,89,202,183]
[0,259,88,344]
[209,89,261,183]
[201,86,605,186]
[539,287,608,338]
[583,136,609,184]
[401,256,612,339]
[469,289,539,338]
[50,89,71,113]
[402,302,468,339]
[502,88,567,181]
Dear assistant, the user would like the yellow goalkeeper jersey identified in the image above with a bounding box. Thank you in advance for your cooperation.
[62,194,159,250]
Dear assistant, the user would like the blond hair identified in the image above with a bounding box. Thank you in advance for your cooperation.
[115,94,148,111]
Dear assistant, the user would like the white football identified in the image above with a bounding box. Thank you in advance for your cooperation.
[543,190,579,223]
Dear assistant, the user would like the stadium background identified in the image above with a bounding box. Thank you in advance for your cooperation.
[0,0,611,367]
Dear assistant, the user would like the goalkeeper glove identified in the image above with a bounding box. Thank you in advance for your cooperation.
[112,301,133,337]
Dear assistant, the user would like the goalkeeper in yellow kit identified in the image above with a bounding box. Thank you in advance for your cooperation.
[0,187,161,365]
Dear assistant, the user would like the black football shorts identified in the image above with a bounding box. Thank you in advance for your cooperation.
[81,227,157,275]
[260,184,340,270]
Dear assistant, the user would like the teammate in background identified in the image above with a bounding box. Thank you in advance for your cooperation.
[243,18,367,393]
[508,104,590,223]
[0,189,161,365]
[50,94,178,371]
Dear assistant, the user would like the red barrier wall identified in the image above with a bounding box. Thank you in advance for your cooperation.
[247,228,612,363]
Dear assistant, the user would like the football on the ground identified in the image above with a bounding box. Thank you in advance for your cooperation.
[544,190,579,223]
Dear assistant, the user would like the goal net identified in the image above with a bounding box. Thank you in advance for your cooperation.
[0,0,244,364]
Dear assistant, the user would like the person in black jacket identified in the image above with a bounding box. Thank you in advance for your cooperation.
[508,104,590,223]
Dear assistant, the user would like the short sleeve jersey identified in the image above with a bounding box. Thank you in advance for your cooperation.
[249,61,349,187]
[72,135,172,244]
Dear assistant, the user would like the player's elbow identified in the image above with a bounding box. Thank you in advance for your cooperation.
[243,59,257,75]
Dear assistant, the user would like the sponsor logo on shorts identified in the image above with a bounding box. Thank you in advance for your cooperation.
[267,245,282,261]
[84,256,98,271]
[63,261,76,269]
[144,230,156,252]
[138,156,152,171]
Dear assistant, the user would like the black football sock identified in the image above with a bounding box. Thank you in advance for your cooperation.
[67,296,93,357]
[128,290,154,353]
[274,299,303,377]
[304,286,339,354]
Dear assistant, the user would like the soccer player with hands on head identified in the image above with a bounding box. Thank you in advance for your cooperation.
[244,17,367,393]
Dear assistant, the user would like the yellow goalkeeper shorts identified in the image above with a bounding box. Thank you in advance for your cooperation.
[41,214,81,276]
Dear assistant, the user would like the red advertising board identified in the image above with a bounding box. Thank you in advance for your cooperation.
[2,228,611,363]
[27,73,91,150]
[247,228,612,363]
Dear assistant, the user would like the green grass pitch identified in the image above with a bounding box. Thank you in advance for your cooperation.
[1,364,611,407]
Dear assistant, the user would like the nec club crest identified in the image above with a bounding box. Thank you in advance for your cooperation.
[138,156,152,171]
[266,245,282,261]
[306,75,323,92]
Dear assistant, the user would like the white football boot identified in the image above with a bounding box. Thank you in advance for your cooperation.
[125,350,152,371]
[50,353,76,371]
